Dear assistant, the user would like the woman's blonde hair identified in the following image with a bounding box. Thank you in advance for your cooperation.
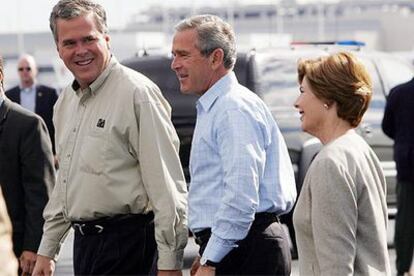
[298,51,372,127]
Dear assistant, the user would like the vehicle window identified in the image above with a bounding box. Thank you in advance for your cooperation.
[376,57,414,95]
[255,56,299,112]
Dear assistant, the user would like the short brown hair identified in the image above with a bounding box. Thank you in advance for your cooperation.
[298,51,372,127]
[50,0,108,43]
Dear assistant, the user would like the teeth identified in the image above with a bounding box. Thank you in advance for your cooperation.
[76,59,92,66]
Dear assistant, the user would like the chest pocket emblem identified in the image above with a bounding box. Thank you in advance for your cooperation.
[96,118,105,128]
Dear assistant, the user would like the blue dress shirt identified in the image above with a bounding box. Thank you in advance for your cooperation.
[20,85,36,112]
[189,72,297,263]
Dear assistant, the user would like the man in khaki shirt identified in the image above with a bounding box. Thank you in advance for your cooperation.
[33,0,188,275]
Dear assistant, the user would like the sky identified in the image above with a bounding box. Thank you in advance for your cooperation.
[0,0,336,34]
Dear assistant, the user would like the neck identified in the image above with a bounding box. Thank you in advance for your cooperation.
[318,119,353,145]
[21,81,34,89]
[198,69,230,96]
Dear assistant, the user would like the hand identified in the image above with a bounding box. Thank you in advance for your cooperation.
[190,256,201,276]
[194,265,215,276]
[157,270,182,276]
[19,250,37,276]
[32,255,55,276]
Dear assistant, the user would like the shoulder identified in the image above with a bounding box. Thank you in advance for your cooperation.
[114,63,159,90]
[220,84,265,112]
[388,78,414,99]
[37,84,57,94]
[5,86,19,96]
[112,63,162,100]
[312,132,376,180]
[4,100,43,126]
[314,133,364,170]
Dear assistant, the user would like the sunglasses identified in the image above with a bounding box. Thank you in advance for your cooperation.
[18,67,31,72]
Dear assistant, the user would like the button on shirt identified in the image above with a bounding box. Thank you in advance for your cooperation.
[189,72,296,263]
[20,85,36,112]
[38,57,188,270]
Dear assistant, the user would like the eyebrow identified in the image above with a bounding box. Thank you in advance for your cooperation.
[173,49,190,55]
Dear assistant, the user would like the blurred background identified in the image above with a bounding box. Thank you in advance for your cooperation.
[1,1,413,275]
[1,0,414,91]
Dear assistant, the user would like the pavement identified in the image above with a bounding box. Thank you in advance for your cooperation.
[54,219,410,276]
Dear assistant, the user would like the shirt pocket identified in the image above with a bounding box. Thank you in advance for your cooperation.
[79,126,108,175]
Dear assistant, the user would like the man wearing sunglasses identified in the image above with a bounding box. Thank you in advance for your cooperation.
[5,54,58,155]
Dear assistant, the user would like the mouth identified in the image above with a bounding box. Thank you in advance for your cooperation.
[299,111,304,121]
[176,73,189,81]
[74,58,93,66]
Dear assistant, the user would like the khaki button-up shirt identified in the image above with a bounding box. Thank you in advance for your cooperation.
[37,57,188,270]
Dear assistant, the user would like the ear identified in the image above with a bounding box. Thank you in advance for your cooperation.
[104,34,111,50]
[210,48,224,70]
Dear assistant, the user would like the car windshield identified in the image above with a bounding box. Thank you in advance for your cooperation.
[254,52,385,113]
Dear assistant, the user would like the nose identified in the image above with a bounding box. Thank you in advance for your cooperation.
[171,56,180,71]
[75,42,88,56]
[294,96,300,109]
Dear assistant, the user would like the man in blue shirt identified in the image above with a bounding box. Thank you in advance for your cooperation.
[171,15,297,275]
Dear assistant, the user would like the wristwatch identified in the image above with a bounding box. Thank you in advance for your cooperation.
[200,256,218,268]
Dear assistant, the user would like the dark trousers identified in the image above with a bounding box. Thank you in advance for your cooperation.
[73,213,157,275]
[395,181,414,274]
[195,213,291,276]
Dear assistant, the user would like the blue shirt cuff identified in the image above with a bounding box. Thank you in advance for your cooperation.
[201,233,238,263]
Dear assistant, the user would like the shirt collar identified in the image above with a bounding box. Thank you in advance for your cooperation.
[71,56,118,97]
[20,84,36,93]
[197,71,237,112]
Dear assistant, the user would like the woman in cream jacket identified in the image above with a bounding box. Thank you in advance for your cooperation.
[293,52,390,276]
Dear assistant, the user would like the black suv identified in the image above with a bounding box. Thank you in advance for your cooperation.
[123,45,413,249]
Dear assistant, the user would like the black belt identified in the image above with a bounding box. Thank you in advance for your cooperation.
[194,212,279,246]
[72,212,154,236]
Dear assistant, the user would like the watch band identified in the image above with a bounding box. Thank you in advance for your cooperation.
[200,256,219,268]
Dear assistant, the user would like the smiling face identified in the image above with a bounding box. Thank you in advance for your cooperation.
[170,29,216,96]
[294,76,328,137]
[56,12,111,89]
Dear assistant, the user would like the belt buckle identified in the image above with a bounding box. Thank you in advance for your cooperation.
[73,223,104,235]
[94,225,104,234]
[74,223,86,235]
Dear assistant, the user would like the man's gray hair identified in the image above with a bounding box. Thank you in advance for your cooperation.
[174,14,237,69]
[50,0,108,43]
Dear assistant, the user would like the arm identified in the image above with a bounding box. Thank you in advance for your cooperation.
[202,110,265,263]
[309,159,358,276]
[19,116,55,274]
[381,89,396,139]
[134,89,188,271]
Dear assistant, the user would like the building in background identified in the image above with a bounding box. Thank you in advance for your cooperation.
[1,0,414,89]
